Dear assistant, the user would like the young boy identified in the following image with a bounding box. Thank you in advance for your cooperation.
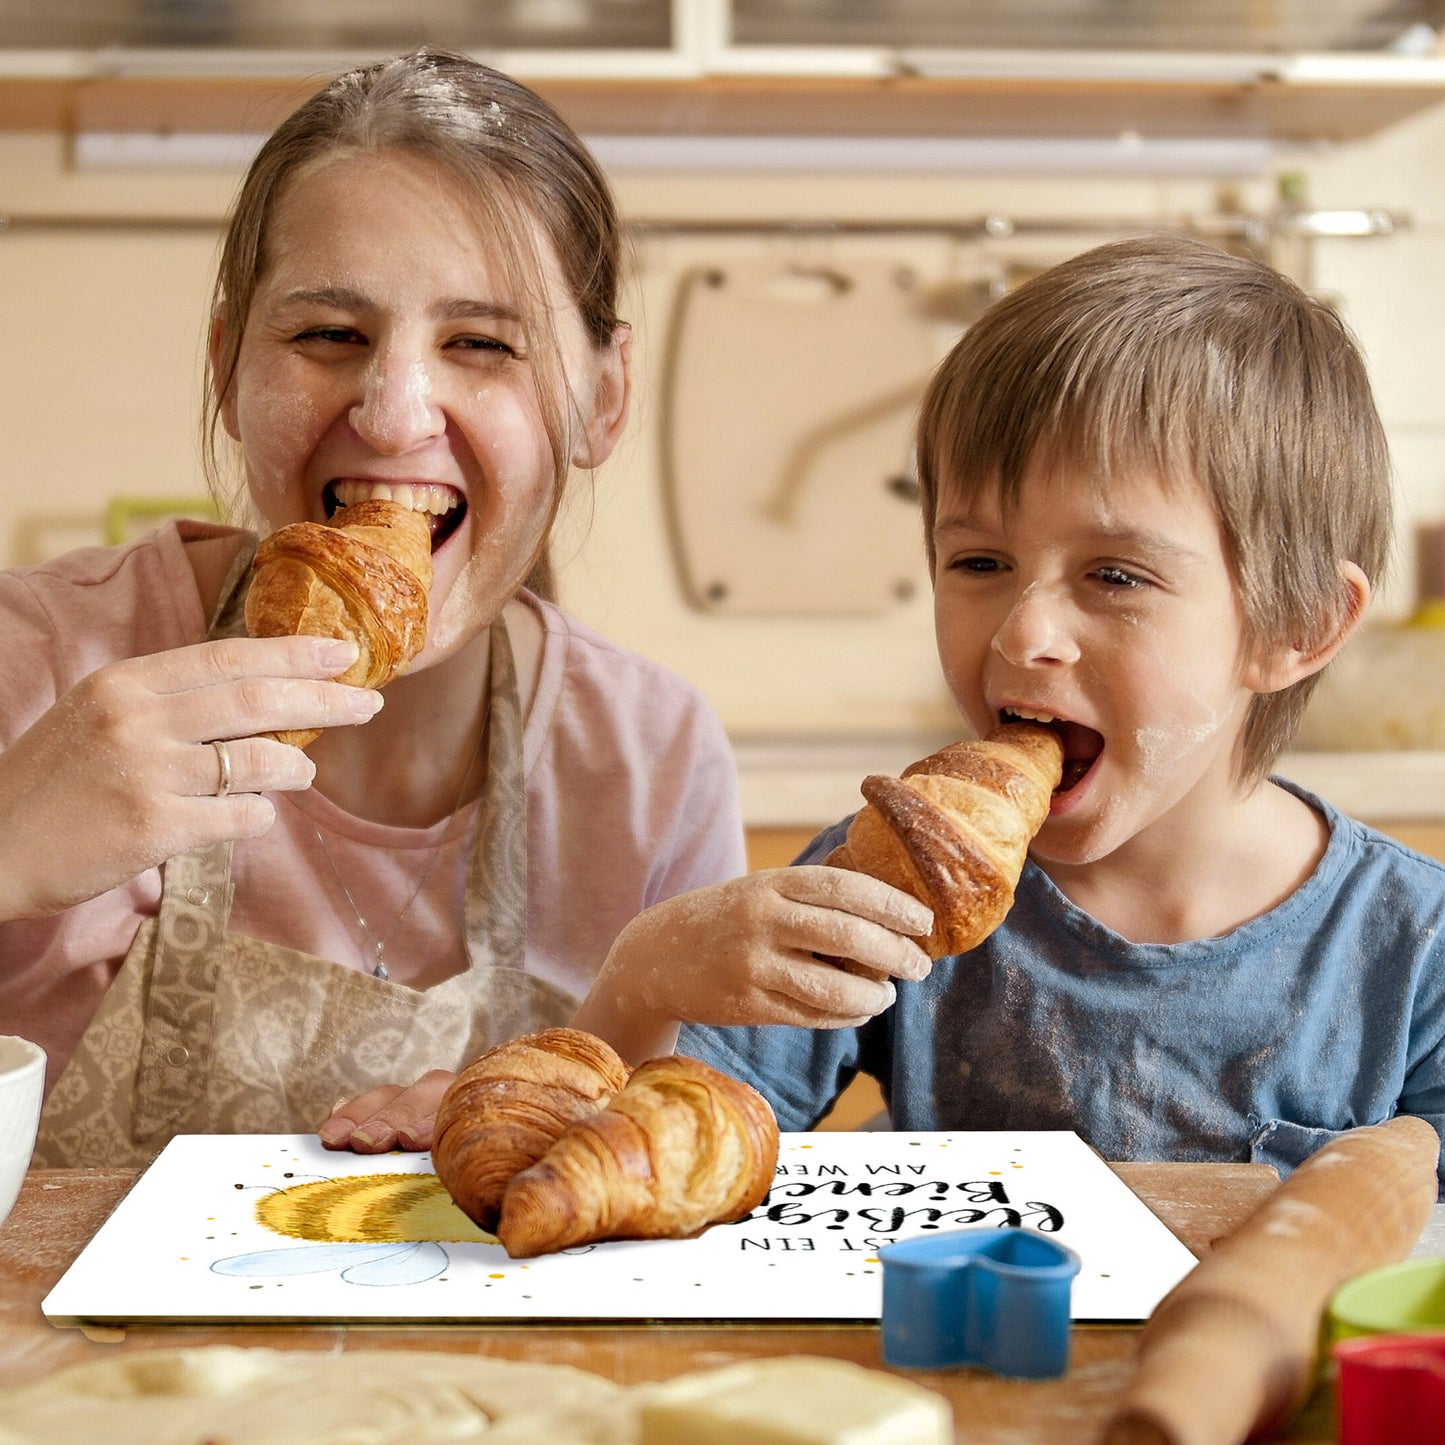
[575,232,1445,1189]
[357,234,1445,1186]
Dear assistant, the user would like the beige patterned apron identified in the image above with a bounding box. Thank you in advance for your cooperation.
[35,544,570,1168]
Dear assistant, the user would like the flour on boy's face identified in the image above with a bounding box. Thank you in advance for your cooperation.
[931,462,1260,868]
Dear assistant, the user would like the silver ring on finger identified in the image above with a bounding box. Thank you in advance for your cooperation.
[212,739,233,798]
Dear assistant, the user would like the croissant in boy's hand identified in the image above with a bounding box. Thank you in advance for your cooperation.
[827,722,1063,958]
[432,1028,780,1259]
[244,498,433,748]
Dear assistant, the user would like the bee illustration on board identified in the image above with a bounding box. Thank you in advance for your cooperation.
[211,1170,492,1289]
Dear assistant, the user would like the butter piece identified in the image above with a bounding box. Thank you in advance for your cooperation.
[636,1356,952,1445]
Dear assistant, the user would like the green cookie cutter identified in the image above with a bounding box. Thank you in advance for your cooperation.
[1329,1257,1445,1344]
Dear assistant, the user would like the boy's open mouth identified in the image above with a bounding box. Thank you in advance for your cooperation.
[325,479,467,552]
[1000,708,1104,793]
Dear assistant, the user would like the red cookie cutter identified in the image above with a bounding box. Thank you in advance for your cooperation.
[1332,1334,1445,1445]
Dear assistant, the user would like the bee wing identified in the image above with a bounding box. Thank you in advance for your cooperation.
[211,1242,405,1277]
[340,1241,450,1286]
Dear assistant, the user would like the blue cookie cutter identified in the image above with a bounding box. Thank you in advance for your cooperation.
[878,1227,1081,1378]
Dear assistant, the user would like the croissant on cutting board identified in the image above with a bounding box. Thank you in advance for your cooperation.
[244,498,433,748]
[432,1028,631,1233]
[432,1028,779,1258]
[497,1051,780,1259]
[826,721,1062,958]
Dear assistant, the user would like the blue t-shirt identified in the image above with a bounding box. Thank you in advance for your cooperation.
[683,781,1445,1191]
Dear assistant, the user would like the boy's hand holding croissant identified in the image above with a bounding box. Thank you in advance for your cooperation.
[577,722,1060,1063]
[573,867,935,1064]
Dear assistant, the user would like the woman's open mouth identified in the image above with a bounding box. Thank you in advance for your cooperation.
[1000,708,1104,793]
[325,479,467,552]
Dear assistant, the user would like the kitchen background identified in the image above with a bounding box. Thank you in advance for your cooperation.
[4,0,1445,864]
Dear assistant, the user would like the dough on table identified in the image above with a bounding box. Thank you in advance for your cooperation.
[0,1347,953,1445]
[0,1347,631,1444]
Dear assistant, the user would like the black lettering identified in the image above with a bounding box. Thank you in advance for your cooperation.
[1024,1201,1065,1232]
[959,1180,1011,1203]
[762,1201,850,1227]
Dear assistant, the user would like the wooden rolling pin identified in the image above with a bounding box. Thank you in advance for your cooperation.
[1101,1115,1440,1445]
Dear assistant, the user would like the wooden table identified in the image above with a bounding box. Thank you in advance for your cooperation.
[0,1161,1342,1443]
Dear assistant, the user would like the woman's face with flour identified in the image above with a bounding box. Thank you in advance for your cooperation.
[219,146,627,664]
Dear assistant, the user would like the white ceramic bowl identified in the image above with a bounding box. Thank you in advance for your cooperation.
[0,1036,46,1231]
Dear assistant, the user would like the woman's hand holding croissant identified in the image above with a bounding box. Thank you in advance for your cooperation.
[573,867,935,1064]
[0,634,382,923]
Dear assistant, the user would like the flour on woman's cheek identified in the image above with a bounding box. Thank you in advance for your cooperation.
[242,389,326,525]
[429,485,549,653]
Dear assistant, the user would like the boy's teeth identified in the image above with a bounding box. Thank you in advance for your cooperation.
[333,480,458,515]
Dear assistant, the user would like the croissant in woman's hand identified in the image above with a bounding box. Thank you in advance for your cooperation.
[827,721,1063,958]
[432,1028,630,1233]
[244,498,434,747]
[496,1052,779,1259]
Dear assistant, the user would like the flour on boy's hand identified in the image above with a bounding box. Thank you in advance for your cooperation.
[826,721,1061,957]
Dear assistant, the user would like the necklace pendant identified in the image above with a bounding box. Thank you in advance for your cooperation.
[373,946,389,982]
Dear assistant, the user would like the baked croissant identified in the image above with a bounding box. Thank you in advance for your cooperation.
[495,1052,779,1259]
[244,498,433,747]
[826,721,1063,958]
[432,1028,630,1233]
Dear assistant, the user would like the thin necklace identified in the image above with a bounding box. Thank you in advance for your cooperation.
[302,716,488,981]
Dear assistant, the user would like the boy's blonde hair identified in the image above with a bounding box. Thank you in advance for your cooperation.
[916,232,1392,784]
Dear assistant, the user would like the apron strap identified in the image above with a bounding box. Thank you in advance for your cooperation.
[131,841,235,1141]
[464,615,527,970]
[208,534,259,638]
[130,538,255,1140]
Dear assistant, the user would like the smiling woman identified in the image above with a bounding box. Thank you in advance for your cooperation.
[0,49,746,1169]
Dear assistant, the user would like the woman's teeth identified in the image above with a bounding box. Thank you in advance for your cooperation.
[331,479,459,517]
[1004,708,1060,724]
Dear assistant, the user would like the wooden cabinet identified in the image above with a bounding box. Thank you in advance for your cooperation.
[4,57,1445,147]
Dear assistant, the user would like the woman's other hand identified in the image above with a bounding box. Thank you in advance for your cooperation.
[318,1069,456,1152]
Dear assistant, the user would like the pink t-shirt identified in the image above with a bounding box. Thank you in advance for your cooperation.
[0,523,746,1091]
